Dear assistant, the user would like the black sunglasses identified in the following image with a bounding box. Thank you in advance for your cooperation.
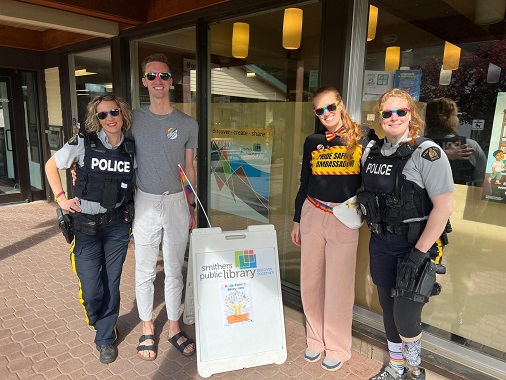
[379,108,410,119]
[314,101,341,117]
[95,108,121,120]
[144,72,171,81]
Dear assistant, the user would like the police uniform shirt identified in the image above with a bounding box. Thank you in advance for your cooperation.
[362,136,454,221]
[54,129,129,215]
[426,131,487,183]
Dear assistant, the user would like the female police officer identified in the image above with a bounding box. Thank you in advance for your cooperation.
[45,94,135,364]
[359,89,454,380]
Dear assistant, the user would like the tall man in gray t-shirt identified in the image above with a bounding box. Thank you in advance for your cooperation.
[132,54,198,360]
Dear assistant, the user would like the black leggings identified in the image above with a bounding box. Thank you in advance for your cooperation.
[377,286,425,343]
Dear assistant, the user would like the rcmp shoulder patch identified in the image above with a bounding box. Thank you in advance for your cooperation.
[67,134,79,145]
[421,146,441,162]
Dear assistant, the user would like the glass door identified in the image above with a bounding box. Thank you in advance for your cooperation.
[0,70,30,203]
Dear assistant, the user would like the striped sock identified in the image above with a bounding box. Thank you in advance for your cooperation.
[387,340,405,375]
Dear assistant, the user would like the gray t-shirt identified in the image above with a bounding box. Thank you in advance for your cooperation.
[131,107,199,195]
[362,136,455,222]
[54,129,127,214]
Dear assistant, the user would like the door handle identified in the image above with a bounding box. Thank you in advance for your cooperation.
[5,129,12,152]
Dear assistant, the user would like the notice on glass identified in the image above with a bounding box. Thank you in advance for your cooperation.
[363,71,395,101]
[220,281,253,326]
[393,69,422,101]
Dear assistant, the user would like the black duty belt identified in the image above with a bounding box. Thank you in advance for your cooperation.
[369,222,411,235]
[82,206,123,227]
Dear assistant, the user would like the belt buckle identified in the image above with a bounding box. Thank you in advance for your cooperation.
[98,214,108,225]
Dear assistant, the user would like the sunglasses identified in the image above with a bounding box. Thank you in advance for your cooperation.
[379,108,411,119]
[144,72,171,81]
[95,108,121,120]
[314,101,341,117]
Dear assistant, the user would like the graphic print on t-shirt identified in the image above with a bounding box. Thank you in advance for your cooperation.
[311,146,362,175]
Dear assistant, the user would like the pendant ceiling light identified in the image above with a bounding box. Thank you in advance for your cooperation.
[439,66,452,86]
[487,63,501,83]
[385,46,400,71]
[475,0,506,25]
[282,8,303,50]
[232,22,249,59]
[367,5,378,42]
[442,41,461,70]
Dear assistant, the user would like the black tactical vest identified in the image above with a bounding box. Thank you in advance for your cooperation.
[431,135,474,185]
[74,133,135,210]
[360,138,432,226]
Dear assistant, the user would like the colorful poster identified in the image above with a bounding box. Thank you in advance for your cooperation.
[210,126,273,223]
[482,92,506,203]
[393,69,422,100]
[220,281,253,326]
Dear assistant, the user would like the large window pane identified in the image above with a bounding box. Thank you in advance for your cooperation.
[359,0,506,360]
[209,2,321,287]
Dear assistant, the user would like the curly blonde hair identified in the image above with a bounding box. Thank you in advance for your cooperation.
[375,88,424,145]
[84,94,133,134]
[313,86,364,163]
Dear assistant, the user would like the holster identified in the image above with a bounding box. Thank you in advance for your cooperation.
[56,208,74,244]
[392,260,442,303]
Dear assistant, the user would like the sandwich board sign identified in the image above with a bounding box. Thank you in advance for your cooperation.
[183,225,287,378]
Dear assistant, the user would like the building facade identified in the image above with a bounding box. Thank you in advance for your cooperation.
[0,0,505,378]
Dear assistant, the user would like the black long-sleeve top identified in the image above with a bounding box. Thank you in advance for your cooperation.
[293,127,377,222]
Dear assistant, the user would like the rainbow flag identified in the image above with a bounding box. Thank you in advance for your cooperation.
[179,165,194,215]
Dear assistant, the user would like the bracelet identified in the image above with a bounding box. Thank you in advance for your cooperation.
[54,190,65,201]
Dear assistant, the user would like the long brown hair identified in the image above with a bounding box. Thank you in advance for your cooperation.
[375,88,424,145]
[425,97,459,135]
[313,86,364,163]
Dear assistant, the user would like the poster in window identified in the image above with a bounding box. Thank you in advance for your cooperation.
[482,92,506,203]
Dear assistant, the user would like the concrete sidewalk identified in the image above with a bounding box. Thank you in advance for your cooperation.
[0,201,449,379]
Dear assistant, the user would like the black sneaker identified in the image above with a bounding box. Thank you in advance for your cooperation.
[370,366,407,380]
[97,344,117,364]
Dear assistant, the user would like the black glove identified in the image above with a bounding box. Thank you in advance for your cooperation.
[396,248,429,292]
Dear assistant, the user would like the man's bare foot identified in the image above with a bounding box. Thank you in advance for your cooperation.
[137,321,156,360]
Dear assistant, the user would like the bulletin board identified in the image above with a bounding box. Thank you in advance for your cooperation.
[183,225,287,378]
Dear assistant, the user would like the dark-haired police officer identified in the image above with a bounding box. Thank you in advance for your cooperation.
[358,89,454,380]
[45,94,135,364]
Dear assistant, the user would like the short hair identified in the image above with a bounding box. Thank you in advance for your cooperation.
[493,150,504,158]
[375,88,424,143]
[141,53,169,73]
[84,94,133,133]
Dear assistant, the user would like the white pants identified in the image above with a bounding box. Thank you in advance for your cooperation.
[133,189,190,321]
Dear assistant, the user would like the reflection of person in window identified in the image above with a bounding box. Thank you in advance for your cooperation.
[425,98,486,186]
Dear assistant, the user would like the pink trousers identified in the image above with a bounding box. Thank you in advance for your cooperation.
[300,199,359,362]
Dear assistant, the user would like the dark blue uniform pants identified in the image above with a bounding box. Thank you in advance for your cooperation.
[71,221,130,346]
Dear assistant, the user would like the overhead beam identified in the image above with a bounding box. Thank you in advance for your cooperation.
[17,0,146,25]
[0,0,118,38]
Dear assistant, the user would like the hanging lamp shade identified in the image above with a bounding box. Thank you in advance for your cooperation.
[442,41,461,70]
[232,22,249,59]
[367,5,378,41]
[487,63,501,83]
[385,46,400,71]
[475,0,506,25]
[282,8,303,50]
[439,66,452,85]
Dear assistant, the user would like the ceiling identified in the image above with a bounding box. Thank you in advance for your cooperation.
[0,0,230,51]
